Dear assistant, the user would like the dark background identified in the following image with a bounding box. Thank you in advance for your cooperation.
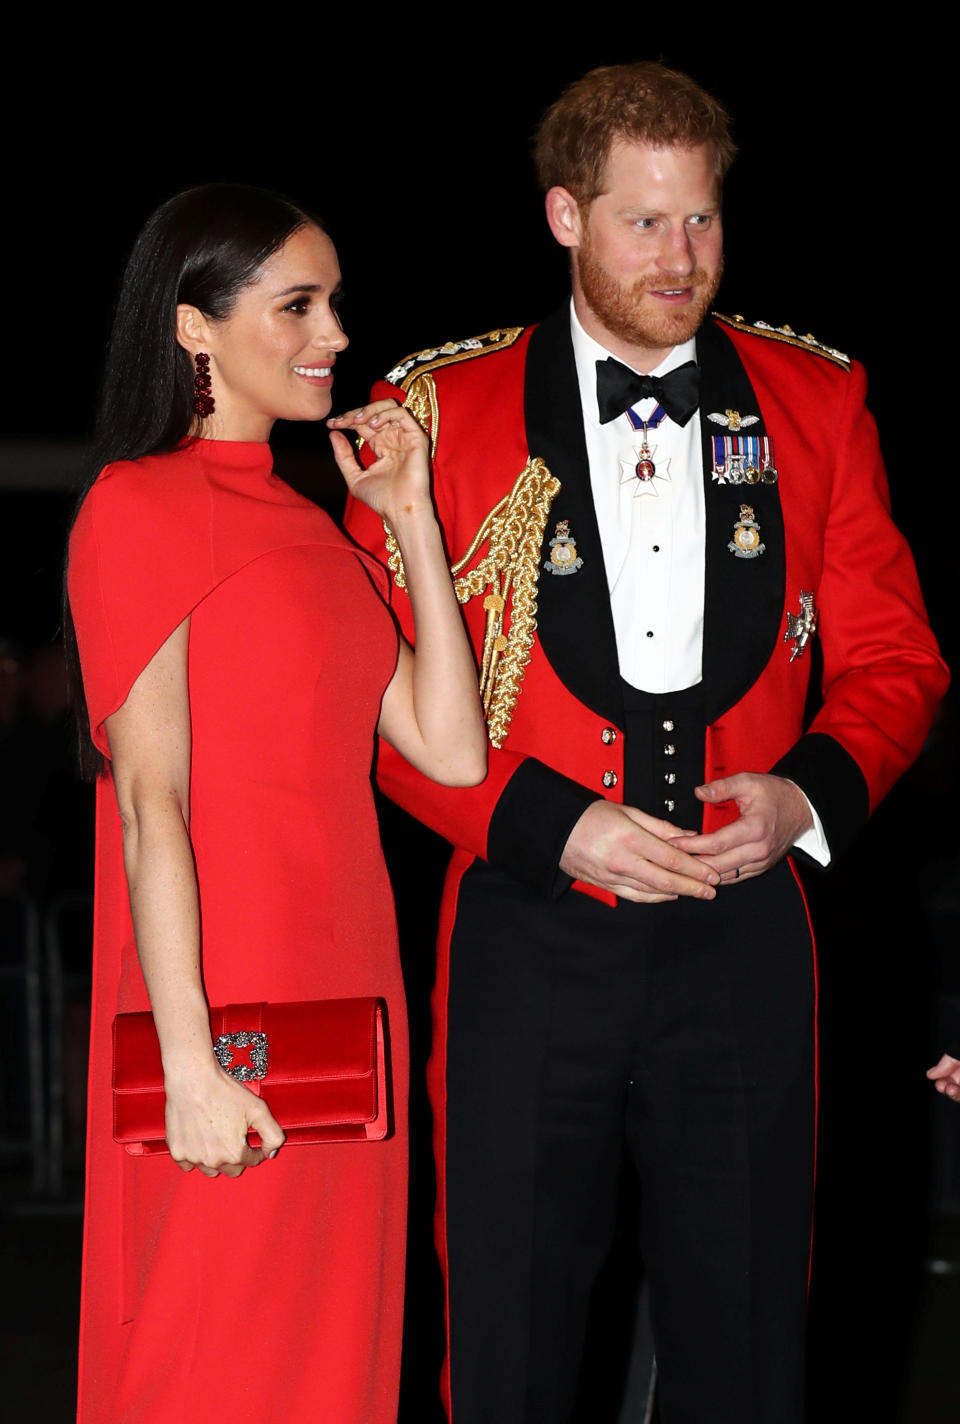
[3,34,959,1422]
[5,38,953,665]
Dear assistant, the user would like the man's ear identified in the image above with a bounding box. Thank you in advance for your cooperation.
[545,186,583,250]
[175,304,213,355]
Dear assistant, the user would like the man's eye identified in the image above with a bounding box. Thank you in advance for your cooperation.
[688,215,712,228]
[635,217,657,230]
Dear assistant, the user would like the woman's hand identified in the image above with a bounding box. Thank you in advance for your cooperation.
[328,401,431,528]
[330,402,486,787]
[164,1058,285,1177]
[106,619,284,1180]
[927,1053,960,1103]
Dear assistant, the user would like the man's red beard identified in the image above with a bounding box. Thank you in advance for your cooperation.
[577,231,723,355]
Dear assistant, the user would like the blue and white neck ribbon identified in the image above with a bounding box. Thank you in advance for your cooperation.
[626,404,668,483]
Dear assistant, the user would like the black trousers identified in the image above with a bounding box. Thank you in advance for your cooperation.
[441,856,816,1424]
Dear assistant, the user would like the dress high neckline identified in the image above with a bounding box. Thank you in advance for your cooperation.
[189,437,273,469]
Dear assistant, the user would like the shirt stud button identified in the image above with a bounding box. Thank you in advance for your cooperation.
[662,719,674,732]
[664,744,676,757]
[664,799,676,812]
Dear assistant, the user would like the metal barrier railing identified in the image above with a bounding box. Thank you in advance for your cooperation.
[0,890,47,1193]
[43,893,92,1196]
[0,888,92,1198]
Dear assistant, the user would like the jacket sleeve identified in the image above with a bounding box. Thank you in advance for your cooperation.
[771,359,949,858]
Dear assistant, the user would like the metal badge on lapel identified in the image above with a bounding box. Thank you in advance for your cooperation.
[544,520,583,576]
[728,505,765,558]
[708,408,759,432]
[784,591,818,660]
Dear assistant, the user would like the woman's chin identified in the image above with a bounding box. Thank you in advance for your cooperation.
[282,392,334,424]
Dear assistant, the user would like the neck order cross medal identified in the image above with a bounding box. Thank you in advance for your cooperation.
[621,403,671,497]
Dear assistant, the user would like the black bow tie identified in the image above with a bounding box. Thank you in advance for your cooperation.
[596,357,701,428]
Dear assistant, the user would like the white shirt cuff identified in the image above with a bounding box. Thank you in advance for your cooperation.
[788,782,831,867]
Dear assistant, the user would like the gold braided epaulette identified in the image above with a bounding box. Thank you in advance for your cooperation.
[713,312,851,370]
[384,327,524,390]
[380,329,524,461]
[384,457,560,748]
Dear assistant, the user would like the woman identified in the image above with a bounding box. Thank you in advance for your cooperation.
[66,184,486,1423]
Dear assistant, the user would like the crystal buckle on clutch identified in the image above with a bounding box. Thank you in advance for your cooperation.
[213,1030,269,1082]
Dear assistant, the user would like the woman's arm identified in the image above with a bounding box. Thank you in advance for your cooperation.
[105,616,284,1176]
[329,406,486,787]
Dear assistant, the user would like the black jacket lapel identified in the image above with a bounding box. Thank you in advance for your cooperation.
[525,308,623,726]
[523,313,784,731]
[697,319,785,724]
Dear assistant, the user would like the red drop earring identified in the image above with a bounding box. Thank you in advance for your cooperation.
[193,352,215,418]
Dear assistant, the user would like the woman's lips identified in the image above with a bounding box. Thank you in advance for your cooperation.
[293,364,334,386]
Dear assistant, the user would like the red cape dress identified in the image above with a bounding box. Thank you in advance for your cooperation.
[68,439,407,1423]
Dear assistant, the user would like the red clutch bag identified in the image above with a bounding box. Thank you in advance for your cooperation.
[112,998,389,1156]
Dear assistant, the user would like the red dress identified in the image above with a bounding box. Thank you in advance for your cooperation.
[68,439,407,1423]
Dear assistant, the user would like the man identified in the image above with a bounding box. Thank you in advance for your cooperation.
[345,62,948,1423]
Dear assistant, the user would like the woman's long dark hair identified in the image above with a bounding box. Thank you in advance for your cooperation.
[65,184,318,778]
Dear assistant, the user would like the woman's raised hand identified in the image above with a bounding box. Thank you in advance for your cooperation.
[328,401,431,527]
[163,1058,286,1178]
[330,399,487,788]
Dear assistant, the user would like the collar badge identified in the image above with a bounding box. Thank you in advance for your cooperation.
[728,504,766,559]
[544,519,583,576]
[784,591,818,661]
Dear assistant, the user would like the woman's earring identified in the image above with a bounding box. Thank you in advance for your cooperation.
[193,352,215,418]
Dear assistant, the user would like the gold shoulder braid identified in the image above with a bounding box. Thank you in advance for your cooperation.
[712,312,851,370]
[385,458,560,748]
[403,373,440,458]
[378,326,554,746]
[386,329,525,459]
[385,327,524,389]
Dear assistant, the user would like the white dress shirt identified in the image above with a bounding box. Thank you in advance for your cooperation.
[572,308,704,691]
[569,302,830,864]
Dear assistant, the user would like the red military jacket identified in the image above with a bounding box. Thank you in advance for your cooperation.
[345,308,948,906]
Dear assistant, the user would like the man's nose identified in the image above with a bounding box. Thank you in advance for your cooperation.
[657,227,696,276]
